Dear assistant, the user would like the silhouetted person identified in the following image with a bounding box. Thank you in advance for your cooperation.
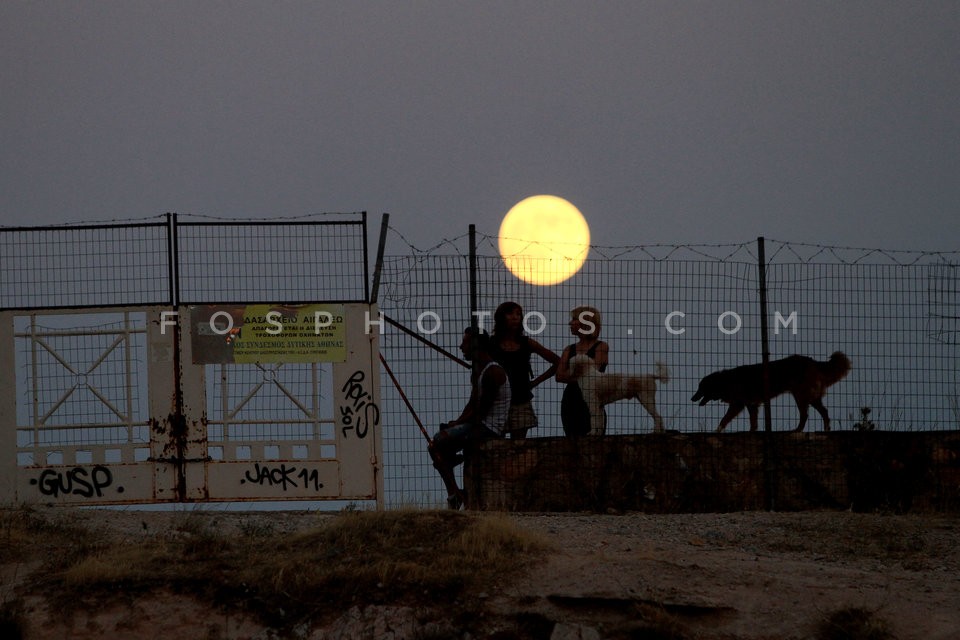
[429,327,511,509]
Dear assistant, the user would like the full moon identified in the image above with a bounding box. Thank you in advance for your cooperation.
[498,195,590,285]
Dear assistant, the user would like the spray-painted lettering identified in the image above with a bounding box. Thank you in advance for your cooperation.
[339,370,380,439]
[30,465,118,498]
[240,463,323,492]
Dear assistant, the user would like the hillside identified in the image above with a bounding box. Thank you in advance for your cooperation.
[2,507,958,639]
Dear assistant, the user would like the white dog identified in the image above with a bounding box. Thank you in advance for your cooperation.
[568,354,670,434]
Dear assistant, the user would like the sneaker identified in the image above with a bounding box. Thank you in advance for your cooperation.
[446,492,464,510]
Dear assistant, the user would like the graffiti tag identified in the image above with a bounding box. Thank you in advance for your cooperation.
[30,465,121,498]
[340,369,380,439]
[240,463,323,491]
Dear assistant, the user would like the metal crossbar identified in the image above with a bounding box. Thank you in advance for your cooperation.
[0,213,369,311]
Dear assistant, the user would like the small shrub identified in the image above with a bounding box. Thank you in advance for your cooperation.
[817,607,895,640]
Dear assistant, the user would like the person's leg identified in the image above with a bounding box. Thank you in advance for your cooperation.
[428,424,471,507]
[505,402,537,439]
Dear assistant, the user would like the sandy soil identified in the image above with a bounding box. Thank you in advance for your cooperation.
[7,508,960,639]
[501,511,960,640]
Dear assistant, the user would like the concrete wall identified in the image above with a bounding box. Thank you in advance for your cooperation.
[464,431,960,513]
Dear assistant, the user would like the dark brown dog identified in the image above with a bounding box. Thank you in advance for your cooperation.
[691,352,851,432]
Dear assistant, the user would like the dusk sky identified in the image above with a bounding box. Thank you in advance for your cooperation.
[2,1,958,253]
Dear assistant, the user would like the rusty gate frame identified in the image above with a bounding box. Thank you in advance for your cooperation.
[0,214,383,507]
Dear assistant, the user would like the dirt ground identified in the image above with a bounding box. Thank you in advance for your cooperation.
[501,511,960,640]
[7,508,960,639]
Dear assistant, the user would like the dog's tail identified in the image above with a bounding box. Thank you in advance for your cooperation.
[819,351,851,386]
[654,361,670,384]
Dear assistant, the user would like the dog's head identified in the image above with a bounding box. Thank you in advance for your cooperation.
[690,371,723,405]
[567,354,597,379]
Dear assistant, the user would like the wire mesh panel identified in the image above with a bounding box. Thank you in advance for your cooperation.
[10,310,156,503]
[190,302,382,503]
[0,222,171,310]
[378,254,475,508]
[376,232,960,511]
[377,245,766,508]
[176,217,368,304]
[204,361,337,476]
[472,252,764,437]
[763,243,960,432]
[3,216,958,511]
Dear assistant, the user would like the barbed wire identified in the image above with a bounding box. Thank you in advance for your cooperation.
[763,238,960,266]
[3,216,955,266]
[385,226,473,257]
[386,225,959,266]
[0,214,168,229]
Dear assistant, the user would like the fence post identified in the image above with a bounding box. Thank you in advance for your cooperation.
[166,212,179,307]
[757,236,777,510]
[469,224,478,331]
[468,225,480,408]
[369,213,390,304]
[163,212,187,500]
[361,211,370,302]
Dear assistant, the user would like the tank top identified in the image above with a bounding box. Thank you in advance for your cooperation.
[565,341,607,372]
[479,361,511,436]
[490,336,533,404]
[561,341,605,436]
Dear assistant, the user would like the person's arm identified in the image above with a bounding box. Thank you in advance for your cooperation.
[528,338,560,388]
[446,382,478,426]
[554,345,574,384]
[593,341,610,371]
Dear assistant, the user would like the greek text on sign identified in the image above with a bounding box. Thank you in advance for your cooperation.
[189,304,346,363]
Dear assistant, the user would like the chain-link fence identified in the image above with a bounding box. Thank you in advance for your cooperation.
[4,217,958,510]
[377,232,960,509]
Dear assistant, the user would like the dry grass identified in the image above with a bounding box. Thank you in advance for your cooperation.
[0,508,932,638]
[0,507,552,631]
[817,607,895,640]
[0,506,96,564]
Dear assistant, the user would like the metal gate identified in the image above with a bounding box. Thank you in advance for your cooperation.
[0,214,382,506]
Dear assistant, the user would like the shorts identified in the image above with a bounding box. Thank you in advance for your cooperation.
[432,421,500,457]
[436,421,499,442]
[506,402,538,433]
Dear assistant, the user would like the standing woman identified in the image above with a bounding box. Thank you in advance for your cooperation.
[555,305,609,436]
[489,301,560,438]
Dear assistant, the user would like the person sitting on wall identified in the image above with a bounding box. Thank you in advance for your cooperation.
[428,326,511,509]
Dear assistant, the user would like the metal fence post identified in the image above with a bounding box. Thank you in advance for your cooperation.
[757,236,777,510]
[369,213,390,304]
[469,224,478,331]
[361,211,370,303]
[166,212,179,307]
[167,212,187,500]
